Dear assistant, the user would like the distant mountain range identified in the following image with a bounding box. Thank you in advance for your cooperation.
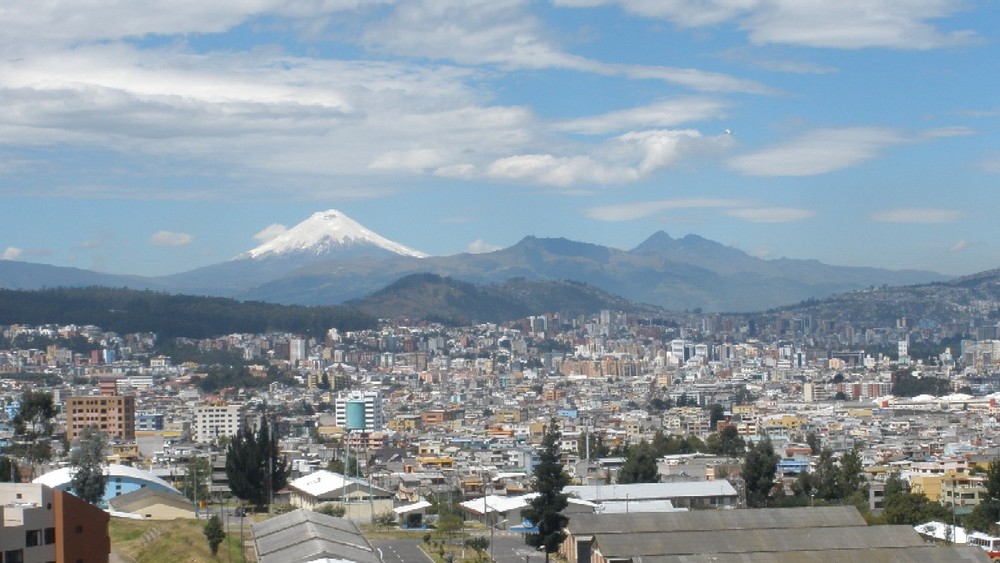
[0,209,953,316]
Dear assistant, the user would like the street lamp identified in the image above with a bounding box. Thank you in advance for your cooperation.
[491,518,508,562]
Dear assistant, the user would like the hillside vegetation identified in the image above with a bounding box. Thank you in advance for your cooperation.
[0,287,376,338]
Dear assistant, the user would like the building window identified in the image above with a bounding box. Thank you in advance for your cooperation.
[25,529,41,547]
[44,527,55,545]
[75,524,83,533]
[3,550,25,563]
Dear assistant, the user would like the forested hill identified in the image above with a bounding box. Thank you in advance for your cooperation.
[0,287,376,338]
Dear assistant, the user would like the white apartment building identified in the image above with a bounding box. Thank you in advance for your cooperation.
[193,403,245,443]
[334,390,385,432]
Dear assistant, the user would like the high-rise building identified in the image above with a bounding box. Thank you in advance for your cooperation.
[289,337,307,366]
[64,387,135,443]
[334,390,384,432]
[192,403,245,443]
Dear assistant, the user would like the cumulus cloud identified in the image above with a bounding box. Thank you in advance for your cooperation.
[557,0,978,50]
[150,231,194,247]
[871,208,962,223]
[467,239,503,253]
[727,127,906,176]
[2,247,23,260]
[253,224,289,244]
[482,129,707,186]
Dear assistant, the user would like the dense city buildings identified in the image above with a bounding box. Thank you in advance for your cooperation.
[5,304,1000,558]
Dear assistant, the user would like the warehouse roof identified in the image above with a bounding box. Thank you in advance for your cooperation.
[252,509,379,563]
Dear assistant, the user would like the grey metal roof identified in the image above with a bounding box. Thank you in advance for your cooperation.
[567,506,866,535]
[593,525,925,558]
[635,546,991,563]
[252,509,380,563]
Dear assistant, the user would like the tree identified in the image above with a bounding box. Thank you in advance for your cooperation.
[617,441,660,484]
[327,452,363,477]
[225,417,289,508]
[836,447,867,500]
[742,437,779,508]
[466,536,490,560]
[203,515,225,556]
[523,418,570,562]
[11,390,56,476]
[0,456,19,482]
[708,403,725,430]
[69,426,109,506]
[881,490,950,525]
[706,426,745,457]
[181,456,211,504]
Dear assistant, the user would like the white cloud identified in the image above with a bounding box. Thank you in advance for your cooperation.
[871,208,962,223]
[482,129,709,186]
[727,127,905,176]
[0,1,377,48]
[949,239,975,253]
[556,98,729,135]
[557,0,977,50]
[253,224,289,244]
[467,239,503,253]
[362,0,769,93]
[725,207,814,223]
[150,231,194,247]
[586,198,750,221]
[2,247,22,260]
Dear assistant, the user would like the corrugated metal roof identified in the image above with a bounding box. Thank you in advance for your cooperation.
[567,506,866,535]
[252,509,380,563]
[593,525,925,558]
[635,546,991,562]
[565,481,737,502]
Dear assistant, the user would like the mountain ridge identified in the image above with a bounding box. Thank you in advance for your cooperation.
[0,209,953,313]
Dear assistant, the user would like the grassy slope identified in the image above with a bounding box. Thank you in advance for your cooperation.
[110,517,248,563]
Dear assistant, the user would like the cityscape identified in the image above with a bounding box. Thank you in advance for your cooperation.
[4,1,1000,562]
[4,286,1000,560]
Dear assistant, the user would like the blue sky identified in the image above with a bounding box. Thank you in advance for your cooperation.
[1,1,997,278]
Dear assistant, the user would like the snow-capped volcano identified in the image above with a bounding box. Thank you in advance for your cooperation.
[240,209,428,260]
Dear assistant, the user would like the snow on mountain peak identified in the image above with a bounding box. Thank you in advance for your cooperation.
[241,209,428,260]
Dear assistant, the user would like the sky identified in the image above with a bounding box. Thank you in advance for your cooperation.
[1,1,998,278]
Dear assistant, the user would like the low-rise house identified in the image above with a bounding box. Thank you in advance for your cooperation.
[286,470,393,523]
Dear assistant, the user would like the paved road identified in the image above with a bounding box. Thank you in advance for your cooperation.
[488,533,543,563]
[372,538,433,563]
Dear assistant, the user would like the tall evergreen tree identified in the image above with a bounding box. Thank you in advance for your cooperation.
[742,437,779,508]
[523,418,570,563]
[203,515,226,556]
[225,417,288,508]
[70,426,109,506]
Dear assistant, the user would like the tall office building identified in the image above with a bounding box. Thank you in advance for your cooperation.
[334,390,385,432]
[193,403,246,443]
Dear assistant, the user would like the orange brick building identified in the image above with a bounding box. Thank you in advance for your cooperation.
[65,393,136,442]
